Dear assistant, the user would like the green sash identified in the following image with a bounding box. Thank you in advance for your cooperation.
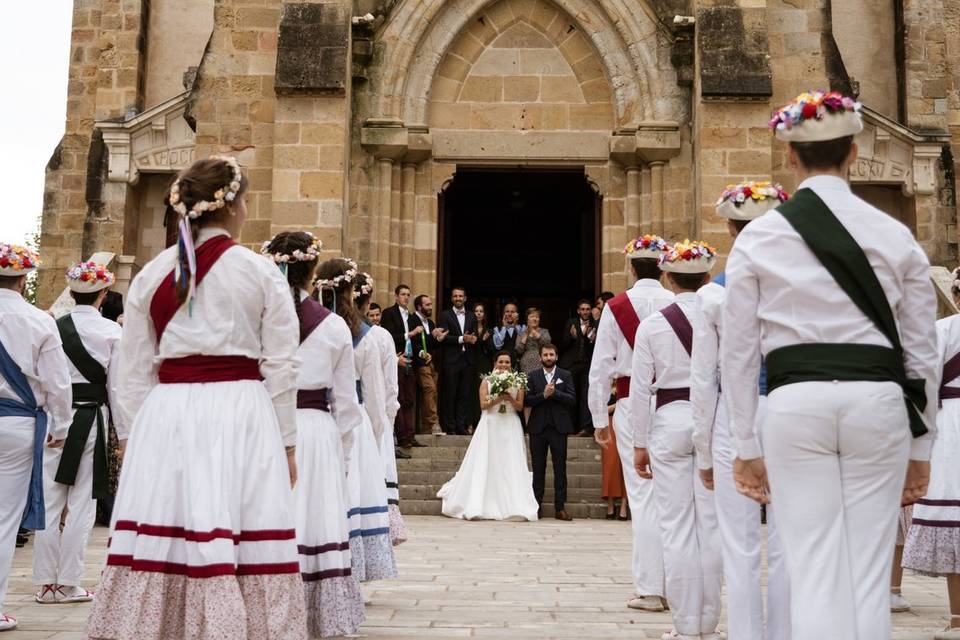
[767,188,928,438]
[55,314,110,500]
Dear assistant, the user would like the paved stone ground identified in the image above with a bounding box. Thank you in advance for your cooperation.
[3,516,954,638]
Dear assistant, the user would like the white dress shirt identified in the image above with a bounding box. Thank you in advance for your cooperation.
[543,367,556,385]
[68,305,125,437]
[454,307,466,346]
[115,227,301,446]
[721,175,939,460]
[588,279,675,429]
[690,282,725,470]
[295,292,364,439]
[0,288,73,439]
[629,293,697,448]
[371,324,400,424]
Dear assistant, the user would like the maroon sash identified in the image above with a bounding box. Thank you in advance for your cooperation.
[299,296,331,344]
[615,377,631,400]
[656,387,690,410]
[149,234,236,342]
[660,303,693,356]
[159,355,262,384]
[297,388,330,412]
[607,292,641,349]
[940,352,960,404]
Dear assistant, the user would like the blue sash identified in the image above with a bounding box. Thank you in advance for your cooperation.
[715,272,767,396]
[353,322,372,403]
[0,337,46,530]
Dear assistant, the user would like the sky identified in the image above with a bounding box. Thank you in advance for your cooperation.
[0,2,73,246]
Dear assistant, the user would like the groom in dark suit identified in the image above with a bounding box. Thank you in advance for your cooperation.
[437,286,478,435]
[524,343,576,521]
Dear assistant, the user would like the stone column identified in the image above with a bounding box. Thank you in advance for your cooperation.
[650,162,665,235]
[400,163,417,288]
[640,166,652,233]
[625,167,641,239]
[375,158,393,298]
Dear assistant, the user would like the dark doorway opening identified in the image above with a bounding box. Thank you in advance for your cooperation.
[437,168,600,342]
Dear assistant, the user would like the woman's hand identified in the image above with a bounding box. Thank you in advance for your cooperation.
[530,328,540,340]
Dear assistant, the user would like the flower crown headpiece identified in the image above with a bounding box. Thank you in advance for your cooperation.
[66,261,115,286]
[623,234,669,256]
[315,258,359,290]
[168,155,243,220]
[0,243,40,274]
[260,233,323,265]
[717,181,789,207]
[354,272,374,296]
[659,239,717,274]
[769,91,859,131]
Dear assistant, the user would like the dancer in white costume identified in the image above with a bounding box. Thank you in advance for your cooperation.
[902,270,960,639]
[262,232,366,638]
[438,351,539,521]
[354,272,408,545]
[690,182,791,640]
[0,243,72,632]
[316,258,398,583]
[721,91,937,640]
[632,240,723,640]
[86,156,308,639]
[589,234,671,610]
[33,261,122,606]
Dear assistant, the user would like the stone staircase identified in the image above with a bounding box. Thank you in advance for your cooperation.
[397,434,611,519]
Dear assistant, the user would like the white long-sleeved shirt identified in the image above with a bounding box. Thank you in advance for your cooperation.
[67,305,125,437]
[370,324,400,425]
[629,293,697,448]
[0,288,73,439]
[721,175,939,460]
[937,315,960,393]
[115,227,301,446]
[355,328,388,446]
[690,282,725,470]
[587,279,674,428]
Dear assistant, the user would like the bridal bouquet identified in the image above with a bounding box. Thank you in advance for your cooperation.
[486,371,529,413]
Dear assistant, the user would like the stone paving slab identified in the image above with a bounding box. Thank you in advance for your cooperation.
[3,516,955,638]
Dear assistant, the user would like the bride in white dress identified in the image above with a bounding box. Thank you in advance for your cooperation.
[437,351,540,521]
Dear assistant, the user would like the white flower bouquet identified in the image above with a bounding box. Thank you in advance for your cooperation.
[485,370,529,413]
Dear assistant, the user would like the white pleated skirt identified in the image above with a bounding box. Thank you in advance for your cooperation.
[295,407,364,637]
[87,380,306,640]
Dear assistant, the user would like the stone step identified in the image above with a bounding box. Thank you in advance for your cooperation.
[398,459,602,475]
[397,469,604,490]
[411,434,601,449]
[399,483,605,501]
[406,447,601,463]
[399,499,610,519]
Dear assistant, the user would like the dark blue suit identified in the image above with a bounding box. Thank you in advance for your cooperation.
[438,307,478,434]
[524,366,576,511]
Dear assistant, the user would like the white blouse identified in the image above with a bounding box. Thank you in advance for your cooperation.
[114,227,301,446]
[354,328,388,446]
[370,324,400,426]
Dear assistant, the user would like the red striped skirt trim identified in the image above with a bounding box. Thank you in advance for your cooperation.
[911,518,960,528]
[301,568,353,582]
[915,498,960,507]
[297,541,350,556]
[106,554,300,578]
[113,520,295,545]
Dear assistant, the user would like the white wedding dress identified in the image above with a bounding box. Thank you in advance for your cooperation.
[437,383,540,521]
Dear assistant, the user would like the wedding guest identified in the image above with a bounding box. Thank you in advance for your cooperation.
[261,232,365,638]
[381,285,418,445]
[589,234,672,612]
[525,344,576,521]
[366,302,382,326]
[468,302,495,429]
[602,386,628,520]
[492,302,522,361]
[516,308,551,375]
[593,291,615,323]
[97,289,124,526]
[33,261,121,606]
[413,294,441,438]
[87,156,308,638]
[438,287,478,436]
[722,91,936,640]
[0,243,72,633]
[560,299,597,436]
[902,274,960,638]
[632,240,723,640]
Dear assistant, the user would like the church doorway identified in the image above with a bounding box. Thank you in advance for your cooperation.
[437,168,600,342]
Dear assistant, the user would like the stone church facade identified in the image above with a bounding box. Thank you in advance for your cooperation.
[37,0,960,311]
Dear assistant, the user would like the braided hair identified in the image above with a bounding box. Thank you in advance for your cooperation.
[263,231,318,334]
[316,258,363,338]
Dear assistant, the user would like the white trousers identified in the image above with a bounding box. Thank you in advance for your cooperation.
[32,424,97,587]
[613,398,664,596]
[714,397,791,640]
[762,381,910,640]
[0,416,35,609]
[649,401,723,636]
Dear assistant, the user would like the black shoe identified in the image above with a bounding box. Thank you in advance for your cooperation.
[395,448,412,459]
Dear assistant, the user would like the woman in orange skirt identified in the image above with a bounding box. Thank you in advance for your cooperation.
[601,388,628,520]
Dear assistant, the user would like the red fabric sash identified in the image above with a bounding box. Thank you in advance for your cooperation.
[656,387,690,410]
[149,234,237,342]
[297,388,330,411]
[299,296,331,344]
[940,352,960,405]
[615,377,630,400]
[158,355,262,384]
[660,303,693,356]
[607,292,641,350]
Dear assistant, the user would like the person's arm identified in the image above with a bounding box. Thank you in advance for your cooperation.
[36,321,73,441]
[359,340,388,446]
[690,290,721,471]
[105,325,126,439]
[440,313,461,346]
[719,240,763,461]
[561,320,577,351]
[380,332,400,425]
[111,275,160,440]
[588,306,619,429]
[259,268,302,448]
[510,388,525,411]
[328,329,364,466]
[479,379,498,410]
[492,326,506,349]
[628,326,655,449]
[897,240,939,459]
